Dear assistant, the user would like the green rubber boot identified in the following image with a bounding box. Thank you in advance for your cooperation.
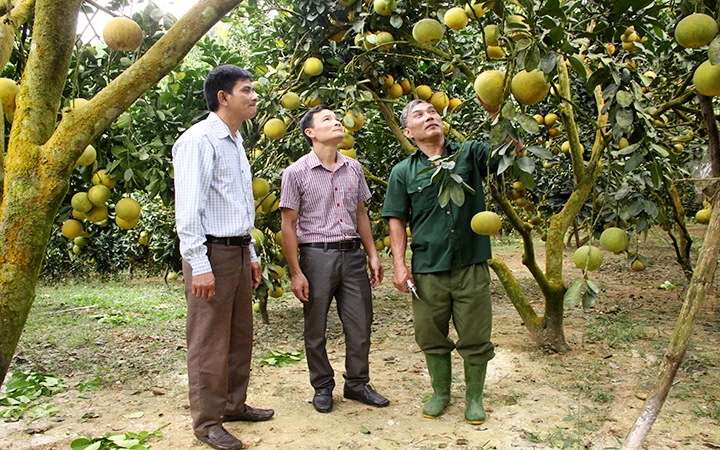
[422,353,452,418]
[464,360,487,425]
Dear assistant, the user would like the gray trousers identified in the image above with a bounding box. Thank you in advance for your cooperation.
[299,246,373,391]
[183,244,253,436]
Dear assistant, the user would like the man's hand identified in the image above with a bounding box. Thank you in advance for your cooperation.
[192,272,215,301]
[368,256,384,288]
[392,264,414,293]
[290,272,310,302]
[251,262,262,289]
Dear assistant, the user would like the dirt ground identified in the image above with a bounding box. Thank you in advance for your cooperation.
[1,229,719,449]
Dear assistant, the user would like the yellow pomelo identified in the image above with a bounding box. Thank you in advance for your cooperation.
[304,94,322,107]
[72,245,83,255]
[696,208,711,224]
[103,17,143,51]
[383,235,391,247]
[622,41,636,52]
[512,70,550,105]
[373,0,396,16]
[374,240,385,251]
[269,286,284,298]
[264,118,287,140]
[88,184,111,206]
[386,83,404,99]
[448,98,462,111]
[693,60,720,97]
[303,57,324,76]
[92,169,117,188]
[483,24,499,46]
[138,231,150,245]
[471,211,502,235]
[429,91,449,113]
[544,113,558,127]
[343,110,365,132]
[74,236,88,248]
[573,245,603,271]
[619,137,629,149]
[464,0,490,19]
[415,85,432,100]
[261,193,279,213]
[251,228,265,246]
[68,98,89,110]
[115,216,139,229]
[381,74,394,87]
[252,178,270,199]
[274,230,283,247]
[281,92,300,110]
[399,79,412,94]
[376,31,395,50]
[339,148,357,159]
[87,205,108,223]
[534,114,544,125]
[599,227,629,253]
[674,13,718,49]
[0,77,19,122]
[61,219,84,239]
[507,14,529,40]
[513,180,524,191]
[487,46,505,59]
[444,7,468,31]
[631,259,646,272]
[338,133,355,149]
[412,18,445,46]
[116,198,141,221]
[76,144,97,167]
[474,70,506,107]
[72,209,87,220]
[272,266,285,279]
[71,192,93,213]
[561,140,571,153]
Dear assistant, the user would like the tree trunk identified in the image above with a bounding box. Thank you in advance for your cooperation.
[0,0,244,386]
[621,189,720,449]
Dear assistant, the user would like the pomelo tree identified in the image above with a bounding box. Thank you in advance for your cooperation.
[0,0,247,385]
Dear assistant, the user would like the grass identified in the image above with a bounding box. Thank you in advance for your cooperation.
[13,279,187,387]
[584,309,648,348]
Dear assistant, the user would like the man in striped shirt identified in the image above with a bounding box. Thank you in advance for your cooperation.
[280,105,388,413]
[173,65,273,450]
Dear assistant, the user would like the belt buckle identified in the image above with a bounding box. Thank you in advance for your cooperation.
[225,237,232,246]
[339,241,353,251]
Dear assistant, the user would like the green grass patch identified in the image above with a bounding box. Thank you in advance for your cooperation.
[584,311,648,348]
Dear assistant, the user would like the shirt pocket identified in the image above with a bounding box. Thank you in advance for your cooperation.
[406,175,436,214]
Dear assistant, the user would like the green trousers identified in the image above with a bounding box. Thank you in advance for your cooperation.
[413,262,495,365]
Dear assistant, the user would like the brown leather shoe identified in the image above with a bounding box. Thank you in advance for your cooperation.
[221,404,275,422]
[196,425,243,450]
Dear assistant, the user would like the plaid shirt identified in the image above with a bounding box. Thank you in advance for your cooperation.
[280,151,371,243]
[173,112,257,276]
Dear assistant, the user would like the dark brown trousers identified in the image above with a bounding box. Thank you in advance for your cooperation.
[183,244,253,436]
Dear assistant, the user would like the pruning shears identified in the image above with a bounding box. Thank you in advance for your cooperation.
[407,279,421,301]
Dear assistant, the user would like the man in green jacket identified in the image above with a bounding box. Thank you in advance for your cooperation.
[382,99,496,425]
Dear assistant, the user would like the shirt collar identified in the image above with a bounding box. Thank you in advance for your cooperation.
[411,139,455,161]
[307,149,347,170]
[207,112,244,145]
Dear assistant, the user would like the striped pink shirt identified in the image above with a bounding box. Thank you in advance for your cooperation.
[280,151,371,243]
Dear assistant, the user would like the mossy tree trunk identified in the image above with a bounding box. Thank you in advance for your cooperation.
[487,57,608,352]
[0,0,244,386]
[621,92,720,450]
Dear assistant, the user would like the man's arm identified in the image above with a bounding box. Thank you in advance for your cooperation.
[280,208,309,302]
[356,202,383,287]
[173,134,215,300]
[389,217,413,293]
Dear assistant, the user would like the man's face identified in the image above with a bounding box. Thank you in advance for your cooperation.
[305,109,345,145]
[226,79,258,121]
[403,101,444,141]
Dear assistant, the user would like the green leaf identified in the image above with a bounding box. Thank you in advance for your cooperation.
[567,55,586,80]
[539,51,558,74]
[123,411,145,419]
[359,425,371,434]
[624,152,644,173]
[616,109,633,131]
[616,90,633,108]
[448,182,465,207]
[390,15,403,28]
[582,285,597,311]
[516,156,535,174]
[526,146,553,159]
[438,185,451,208]
[515,114,540,134]
[564,281,583,308]
[70,438,93,450]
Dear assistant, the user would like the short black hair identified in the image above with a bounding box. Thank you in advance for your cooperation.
[299,104,332,147]
[203,65,253,112]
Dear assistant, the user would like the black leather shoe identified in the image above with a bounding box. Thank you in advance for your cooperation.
[313,387,333,413]
[221,404,274,422]
[343,384,390,408]
[195,425,243,450]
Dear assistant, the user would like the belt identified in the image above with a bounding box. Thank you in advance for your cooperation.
[299,239,362,251]
[205,235,252,246]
